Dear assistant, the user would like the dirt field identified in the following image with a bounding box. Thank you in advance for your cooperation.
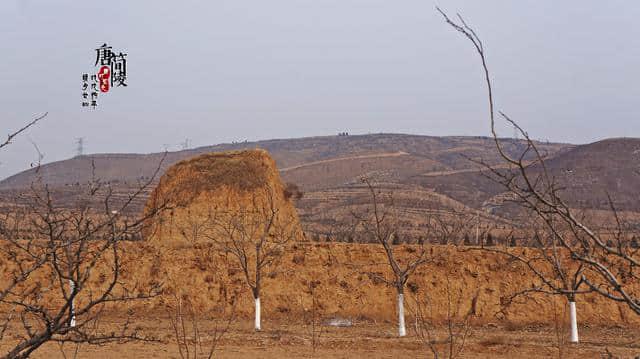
[7,317,639,358]
[4,241,640,358]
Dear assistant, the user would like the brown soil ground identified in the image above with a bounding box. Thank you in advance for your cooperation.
[5,318,640,358]
[5,242,640,358]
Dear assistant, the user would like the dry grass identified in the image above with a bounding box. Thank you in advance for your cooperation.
[478,335,511,347]
[148,149,275,208]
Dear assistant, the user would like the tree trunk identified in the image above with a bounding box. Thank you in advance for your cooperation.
[569,301,578,343]
[254,296,261,331]
[397,291,406,337]
[254,244,262,331]
[69,279,76,327]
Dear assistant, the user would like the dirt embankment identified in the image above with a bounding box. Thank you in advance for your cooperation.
[2,240,638,341]
[121,242,639,328]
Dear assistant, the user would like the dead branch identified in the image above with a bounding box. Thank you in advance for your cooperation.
[1,113,47,150]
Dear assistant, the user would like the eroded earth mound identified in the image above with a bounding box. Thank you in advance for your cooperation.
[144,149,303,245]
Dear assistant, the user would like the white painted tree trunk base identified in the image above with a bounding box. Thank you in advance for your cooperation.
[70,279,76,328]
[255,297,261,331]
[569,301,578,343]
[398,293,406,337]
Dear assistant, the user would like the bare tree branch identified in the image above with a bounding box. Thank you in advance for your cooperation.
[1,113,47,150]
[438,6,640,319]
[0,154,169,358]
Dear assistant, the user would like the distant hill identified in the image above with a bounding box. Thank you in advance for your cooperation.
[9,134,640,234]
[406,137,640,213]
[534,137,640,211]
[0,133,575,235]
[0,134,569,190]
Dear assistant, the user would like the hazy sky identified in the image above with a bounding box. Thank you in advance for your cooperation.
[1,1,639,179]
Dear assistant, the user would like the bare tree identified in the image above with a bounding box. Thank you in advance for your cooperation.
[305,275,323,356]
[0,158,167,358]
[550,296,569,358]
[297,242,326,356]
[205,188,296,331]
[170,210,238,358]
[353,178,431,337]
[438,6,640,342]
[428,209,474,246]
[480,222,588,342]
[411,274,478,359]
[169,294,234,359]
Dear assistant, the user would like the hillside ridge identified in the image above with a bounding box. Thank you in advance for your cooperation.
[2,134,639,233]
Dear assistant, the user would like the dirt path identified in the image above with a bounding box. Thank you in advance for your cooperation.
[279,152,409,172]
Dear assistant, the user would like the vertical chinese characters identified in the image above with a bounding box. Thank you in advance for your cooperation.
[81,43,128,109]
[81,74,89,108]
[90,74,99,108]
[95,43,127,89]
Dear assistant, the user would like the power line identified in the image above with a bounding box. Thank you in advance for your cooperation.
[180,138,191,150]
[75,137,84,157]
[160,138,192,152]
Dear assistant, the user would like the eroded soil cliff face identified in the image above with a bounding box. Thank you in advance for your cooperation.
[125,242,637,327]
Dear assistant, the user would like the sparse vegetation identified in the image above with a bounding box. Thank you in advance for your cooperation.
[168,294,234,359]
[2,6,640,358]
[411,274,478,359]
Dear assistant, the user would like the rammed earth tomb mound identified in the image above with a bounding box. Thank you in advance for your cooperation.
[143,149,303,244]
